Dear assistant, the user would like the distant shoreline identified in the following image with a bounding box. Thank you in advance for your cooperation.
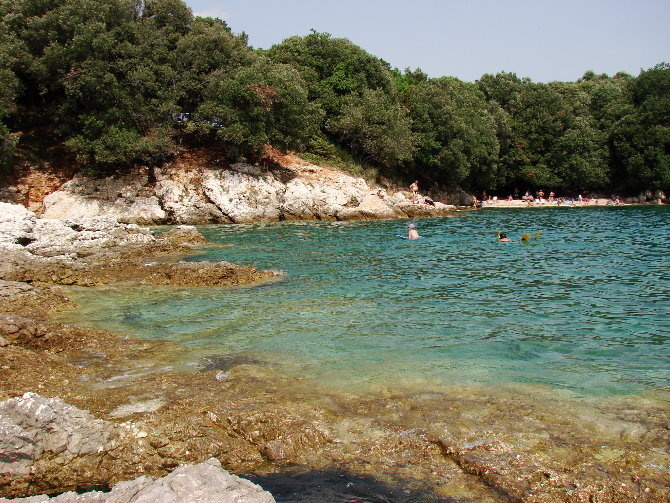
[478,197,662,208]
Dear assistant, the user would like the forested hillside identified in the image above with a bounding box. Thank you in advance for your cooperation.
[1,0,668,195]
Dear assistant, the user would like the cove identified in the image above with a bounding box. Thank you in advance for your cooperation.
[58,205,670,397]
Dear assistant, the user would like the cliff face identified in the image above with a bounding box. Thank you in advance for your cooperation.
[29,152,455,225]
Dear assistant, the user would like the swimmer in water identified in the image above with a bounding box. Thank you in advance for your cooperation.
[407,224,420,240]
[498,231,511,242]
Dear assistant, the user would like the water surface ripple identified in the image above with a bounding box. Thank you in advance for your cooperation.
[60,206,670,396]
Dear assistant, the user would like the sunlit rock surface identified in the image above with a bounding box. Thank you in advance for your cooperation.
[0,203,274,287]
[40,158,456,224]
[0,393,274,503]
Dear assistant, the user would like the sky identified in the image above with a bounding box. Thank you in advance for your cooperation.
[184,0,669,83]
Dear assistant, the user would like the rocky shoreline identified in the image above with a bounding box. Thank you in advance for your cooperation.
[4,151,460,225]
[1,202,669,502]
[0,202,283,501]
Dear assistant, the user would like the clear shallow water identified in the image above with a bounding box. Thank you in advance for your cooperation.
[59,206,670,396]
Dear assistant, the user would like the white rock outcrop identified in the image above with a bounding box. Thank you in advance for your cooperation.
[0,203,155,258]
[0,203,36,246]
[0,393,116,477]
[0,458,275,503]
[40,170,166,225]
[40,162,455,225]
[0,394,276,503]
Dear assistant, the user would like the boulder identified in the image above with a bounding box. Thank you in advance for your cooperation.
[156,226,208,246]
[26,216,154,258]
[0,314,49,345]
[337,194,400,220]
[0,393,117,478]
[41,171,167,225]
[0,393,275,503]
[0,204,156,259]
[0,458,275,503]
[0,203,36,248]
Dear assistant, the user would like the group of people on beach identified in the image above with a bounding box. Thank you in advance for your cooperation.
[477,188,605,207]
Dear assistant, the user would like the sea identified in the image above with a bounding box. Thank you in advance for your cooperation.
[55,205,670,502]
[59,205,669,397]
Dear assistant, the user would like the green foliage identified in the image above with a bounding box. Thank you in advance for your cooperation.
[301,139,379,184]
[66,125,175,166]
[142,0,193,34]
[0,0,667,195]
[406,78,499,188]
[609,63,670,191]
[477,73,614,192]
[0,16,22,169]
[198,55,321,158]
[326,88,416,168]
[0,123,18,172]
[266,31,395,116]
[172,16,252,110]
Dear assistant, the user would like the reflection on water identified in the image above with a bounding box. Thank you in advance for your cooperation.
[57,206,670,397]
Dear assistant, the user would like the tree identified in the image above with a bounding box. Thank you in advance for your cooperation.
[0,0,213,169]
[326,88,416,168]
[197,55,321,158]
[266,31,395,117]
[609,63,670,192]
[141,0,192,34]
[406,78,499,188]
[171,16,252,111]
[0,4,25,170]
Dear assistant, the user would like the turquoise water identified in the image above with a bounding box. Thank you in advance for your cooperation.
[61,206,670,396]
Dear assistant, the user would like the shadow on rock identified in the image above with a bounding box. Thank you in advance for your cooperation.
[246,468,459,503]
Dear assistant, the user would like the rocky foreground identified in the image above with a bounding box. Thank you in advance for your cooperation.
[0,202,669,502]
[0,202,281,501]
[0,394,275,503]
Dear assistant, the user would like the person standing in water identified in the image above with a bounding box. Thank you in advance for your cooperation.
[407,224,420,240]
[409,180,419,201]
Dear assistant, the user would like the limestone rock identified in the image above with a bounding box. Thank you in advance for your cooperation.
[153,179,225,224]
[0,203,36,248]
[202,170,283,223]
[0,280,73,316]
[26,216,154,258]
[337,194,401,221]
[0,392,116,477]
[156,226,208,246]
[38,161,457,225]
[0,314,48,345]
[41,171,166,225]
[0,204,156,259]
[0,392,275,501]
[0,204,272,288]
[0,458,276,503]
